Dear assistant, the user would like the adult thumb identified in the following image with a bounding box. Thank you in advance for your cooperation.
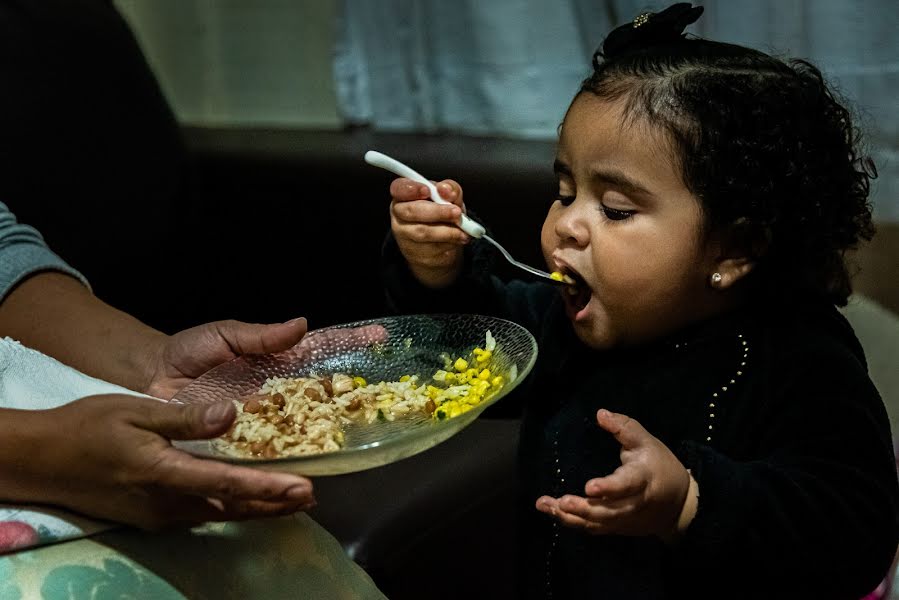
[596,409,647,450]
[137,399,236,441]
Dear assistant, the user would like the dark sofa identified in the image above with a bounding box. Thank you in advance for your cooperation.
[171,127,558,333]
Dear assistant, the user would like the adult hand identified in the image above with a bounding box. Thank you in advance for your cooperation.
[11,394,315,530]
[144,317,309,399]
[390,177,469,288]
[535,409,691,539]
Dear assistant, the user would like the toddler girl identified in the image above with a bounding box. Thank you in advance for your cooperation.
[381,4,899,598]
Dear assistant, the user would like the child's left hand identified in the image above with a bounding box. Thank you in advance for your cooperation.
[536,409,691,539]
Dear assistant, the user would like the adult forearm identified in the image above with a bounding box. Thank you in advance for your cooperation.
[0,408,57,504]
[0,272,165,392]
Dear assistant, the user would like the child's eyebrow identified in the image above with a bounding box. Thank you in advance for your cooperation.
[553,159,652,197]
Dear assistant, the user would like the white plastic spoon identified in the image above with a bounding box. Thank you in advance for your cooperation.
[364,150,572,284]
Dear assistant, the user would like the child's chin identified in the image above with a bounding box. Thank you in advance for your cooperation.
[573,327,612,350]
[569,316,614,350]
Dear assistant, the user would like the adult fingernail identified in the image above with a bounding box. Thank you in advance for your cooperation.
[286,484,312,500]
[284,317,307,326]
[204,401,233,426]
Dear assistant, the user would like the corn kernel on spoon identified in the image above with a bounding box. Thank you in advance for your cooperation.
[365,150,574,285]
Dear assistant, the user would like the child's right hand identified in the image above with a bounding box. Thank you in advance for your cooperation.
[389,177,470,289]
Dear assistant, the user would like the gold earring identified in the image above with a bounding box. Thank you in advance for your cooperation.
[711,272,723,285]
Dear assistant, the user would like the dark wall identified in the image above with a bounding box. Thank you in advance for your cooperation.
[149,127,558,334]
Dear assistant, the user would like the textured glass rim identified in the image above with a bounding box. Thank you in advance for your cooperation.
[173,314,538,467]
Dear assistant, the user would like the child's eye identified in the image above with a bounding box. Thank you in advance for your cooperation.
[555,194,576,206]
[600,205,635,221]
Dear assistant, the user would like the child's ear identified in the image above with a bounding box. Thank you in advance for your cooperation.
[710,256,754,290]
[707,218,766,289]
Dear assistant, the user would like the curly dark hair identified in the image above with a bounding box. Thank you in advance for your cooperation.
[580,38,876,306]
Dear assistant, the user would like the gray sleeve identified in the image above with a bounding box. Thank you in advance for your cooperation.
[0,201,90,302]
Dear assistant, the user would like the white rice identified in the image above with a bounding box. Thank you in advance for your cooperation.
[212,374,434,458]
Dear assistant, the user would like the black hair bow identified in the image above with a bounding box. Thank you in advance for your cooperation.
[594,3,704,65]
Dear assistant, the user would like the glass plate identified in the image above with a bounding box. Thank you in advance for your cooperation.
[171,314,537,475]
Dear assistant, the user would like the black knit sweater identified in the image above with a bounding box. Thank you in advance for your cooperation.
[383,236,899,599]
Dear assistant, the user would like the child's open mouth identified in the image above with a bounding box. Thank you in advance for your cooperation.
[557,266,592,319]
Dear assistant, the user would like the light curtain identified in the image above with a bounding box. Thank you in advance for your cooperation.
[334,0,899,220]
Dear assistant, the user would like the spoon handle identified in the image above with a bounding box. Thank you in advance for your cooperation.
[364,150,486,238]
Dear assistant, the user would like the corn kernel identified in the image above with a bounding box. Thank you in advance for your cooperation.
[478,368,491,380]
[476,350,492,363]
[491,375,505,388]
[465,368,479,380]
[444,372,456,383]
[550,271,576,285]
[454,357,468,372]
[353,376,367,388]
[399,375,411,382]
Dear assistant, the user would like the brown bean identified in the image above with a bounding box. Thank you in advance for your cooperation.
[270,415,285,426]
[285,388,297,395]
[244,398,261,414]
[284,414,295,426]
[346,397,362,411]
[271,393,286,407]
[319,378,333,396]
[425,399,436,415]
[249,441,266,454]
[304,387,322,402]
[263,442,279,458]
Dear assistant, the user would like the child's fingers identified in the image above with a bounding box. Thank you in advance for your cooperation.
[535,496,610,534]
[584,464,647,500]
[389,177,431,202]
[596,408,651,451]
[435,179,465,210]
[392,217,469,245]
[391,199,461,224]
[559,494,631,523]
[388,177,465,210]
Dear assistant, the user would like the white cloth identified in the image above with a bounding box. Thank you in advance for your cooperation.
[0,337,152,550]
[0,336,152,410]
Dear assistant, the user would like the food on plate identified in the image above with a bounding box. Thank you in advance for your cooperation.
[213,331,511,458]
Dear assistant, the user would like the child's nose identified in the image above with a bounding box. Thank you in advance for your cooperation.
[554,201,589,247]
